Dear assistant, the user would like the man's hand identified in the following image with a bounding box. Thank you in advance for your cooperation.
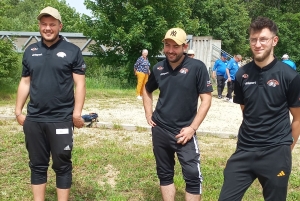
[212,71,216,80]
[175,126,196,145]
[227,77,232,82]
[73,115,84,128]
[16,114,26,126]
[146,115,156,127]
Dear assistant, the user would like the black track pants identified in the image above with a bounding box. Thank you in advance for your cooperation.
[219,145,291,201]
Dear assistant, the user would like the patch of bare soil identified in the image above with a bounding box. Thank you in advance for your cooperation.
[0,96,243,135]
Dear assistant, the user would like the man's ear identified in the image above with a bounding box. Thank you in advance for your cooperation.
[183,44,189,51]
[272,36,279,47]
[59,23,63,31]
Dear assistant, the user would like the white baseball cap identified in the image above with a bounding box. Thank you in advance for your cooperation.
[282,54,289,59]
[187,49,195,55]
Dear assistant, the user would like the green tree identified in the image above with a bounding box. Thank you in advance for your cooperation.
[0,40,20,86]
[243,0,300,68]
[0,0,83,32]
[83,0,199,83]
[192,0,250,56]
[276,12,300,70]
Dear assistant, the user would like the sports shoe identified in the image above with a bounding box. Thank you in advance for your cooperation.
[229,98,233,103]
[137,96,142,100]
[218,95,222,99]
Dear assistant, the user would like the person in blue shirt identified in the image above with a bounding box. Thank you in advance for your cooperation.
[212,53,228,99]
[224,55,242,102]
[282,54,296,70]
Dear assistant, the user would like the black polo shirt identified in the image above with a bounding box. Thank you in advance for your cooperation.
[22,36,86,122]
[234,58,300,151]
[145,55,213,133]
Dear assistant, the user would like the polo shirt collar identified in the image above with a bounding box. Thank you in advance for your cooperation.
[253,57,277,71]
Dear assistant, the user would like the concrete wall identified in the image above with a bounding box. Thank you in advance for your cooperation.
[188,36,221,70]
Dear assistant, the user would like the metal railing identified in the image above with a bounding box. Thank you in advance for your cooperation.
[212,44,233,61]
[0,31,95,56]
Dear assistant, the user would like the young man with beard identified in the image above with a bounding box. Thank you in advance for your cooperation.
[218,17,300,201]
[15,6,86,201]
[143,28,212,201]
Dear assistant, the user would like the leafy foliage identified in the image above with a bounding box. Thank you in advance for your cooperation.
[192,0,250,55]
[0,0,83,32]
[275,13,300,71]
[83,0,199,82]
[0,40,20,86]
[1,0,300,89]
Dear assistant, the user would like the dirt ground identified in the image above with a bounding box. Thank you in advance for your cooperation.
[0,96,243,136]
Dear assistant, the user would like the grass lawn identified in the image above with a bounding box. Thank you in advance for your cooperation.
[0,119,300,201]
[1,86,300,200]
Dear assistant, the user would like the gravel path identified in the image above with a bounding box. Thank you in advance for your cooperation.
[0,96,243,137]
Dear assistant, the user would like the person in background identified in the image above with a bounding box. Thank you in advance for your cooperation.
[212,53,228,99]
[143,27,212,201]
[224,54,242,102]
[187,49,195,58]
[219,16,300,201]
[134,49,151,100]
[15,6,86,201]
[282,54,296,70]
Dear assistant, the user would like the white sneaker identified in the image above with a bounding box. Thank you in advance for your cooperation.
[229,98,233,103]
[137,96,142,100]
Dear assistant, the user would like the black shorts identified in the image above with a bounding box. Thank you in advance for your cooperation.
[219,145,292,201]
[23,119,74,188]
[152,125,203,194]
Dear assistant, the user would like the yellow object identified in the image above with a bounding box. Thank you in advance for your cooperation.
[277,171,285,177]
[136,72,149,96]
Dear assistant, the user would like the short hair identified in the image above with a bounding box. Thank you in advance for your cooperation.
[249,16,278,35]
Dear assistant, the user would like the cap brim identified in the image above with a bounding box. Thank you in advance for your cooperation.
[163,37,185,45]
[37,13,48,20]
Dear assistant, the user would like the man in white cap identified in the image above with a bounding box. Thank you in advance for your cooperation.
[143,27,212,201]
[187,49,195,58]
[15,6,86,201]
[282,54,296,70]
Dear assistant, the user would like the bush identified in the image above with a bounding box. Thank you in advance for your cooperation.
[0,40,21,92]
[84,56,136,89]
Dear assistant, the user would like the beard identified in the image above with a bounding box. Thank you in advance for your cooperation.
[252,47,272,62]
[165,52,184,63]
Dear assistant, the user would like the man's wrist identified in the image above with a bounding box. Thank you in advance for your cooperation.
[15,113,22,118]
[189,126,197,132]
